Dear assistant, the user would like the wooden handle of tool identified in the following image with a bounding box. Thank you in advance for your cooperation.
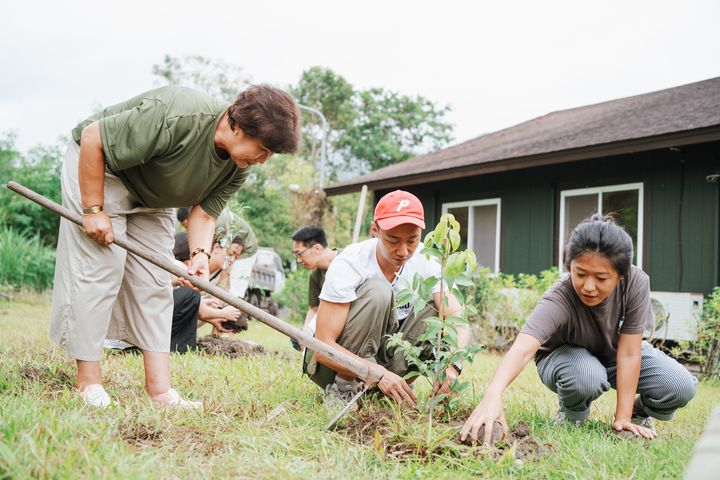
[4,181,379,383]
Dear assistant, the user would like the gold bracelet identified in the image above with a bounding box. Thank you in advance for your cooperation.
[82,205,103,215]
[190,247,211,260]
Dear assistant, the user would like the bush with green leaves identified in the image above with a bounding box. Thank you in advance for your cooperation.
[0,226,56,292]
[466,266,560,351]
[0,133,64,247]
[273,267,311,325]
[669,286,720,378]
[386,213,483,428]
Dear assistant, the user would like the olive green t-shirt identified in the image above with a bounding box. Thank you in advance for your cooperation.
[308,268,327,308]
[307,248,340,307]
[215,209,258,258]
[71,86,249,219]
[521,265,652,367]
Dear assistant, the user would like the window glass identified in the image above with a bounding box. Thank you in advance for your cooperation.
[473,205,497,270]
[563,194,597,249]
[447,207,469,250]
[602,189,639,262]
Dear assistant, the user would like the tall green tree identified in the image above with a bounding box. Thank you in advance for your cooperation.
[291,66,453,175]
[0,132,64,246]
[152,54,251,100]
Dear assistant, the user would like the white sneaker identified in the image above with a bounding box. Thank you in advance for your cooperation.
[79,384,112,408]
[153,388,203,410]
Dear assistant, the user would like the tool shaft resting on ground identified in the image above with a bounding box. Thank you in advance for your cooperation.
[4,181,376,383]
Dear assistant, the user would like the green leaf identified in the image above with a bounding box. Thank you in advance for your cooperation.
[403,371,422,381]
[444,327,458,348]
[465,249,477,272]
[413,298,427,316]
[424,231,435,247]
[445,252,465,278]
[394,290,414,307]
[433,221,448,248]
[449,229,461,251]
[454,273,474,287]
[411,273,420,291]
[421,247,442,261]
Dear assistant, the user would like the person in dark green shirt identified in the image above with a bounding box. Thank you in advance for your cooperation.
[50,85,300,408]
[289,226,339,351]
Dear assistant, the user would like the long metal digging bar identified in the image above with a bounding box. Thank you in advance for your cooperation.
[5,181,378,384]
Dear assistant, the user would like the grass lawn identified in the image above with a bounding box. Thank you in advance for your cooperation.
[1,293,717,479]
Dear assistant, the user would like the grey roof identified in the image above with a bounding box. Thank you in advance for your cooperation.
[327,77,720,194]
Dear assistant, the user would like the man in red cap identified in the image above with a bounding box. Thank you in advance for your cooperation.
[305,190,471,407]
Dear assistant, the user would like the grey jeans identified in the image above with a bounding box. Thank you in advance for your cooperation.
[537,341,698,422]
[305,278,435,388]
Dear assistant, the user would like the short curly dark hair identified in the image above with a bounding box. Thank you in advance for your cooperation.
[228,84,301,154]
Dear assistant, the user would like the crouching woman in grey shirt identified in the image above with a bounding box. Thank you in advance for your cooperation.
[461,214,697,444]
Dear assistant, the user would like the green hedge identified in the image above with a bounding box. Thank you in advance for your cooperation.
[0,226,56,292]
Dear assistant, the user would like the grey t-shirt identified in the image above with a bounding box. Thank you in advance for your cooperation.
[521,265,652,367]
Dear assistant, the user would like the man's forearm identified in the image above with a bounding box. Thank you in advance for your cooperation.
[78,122,106,208]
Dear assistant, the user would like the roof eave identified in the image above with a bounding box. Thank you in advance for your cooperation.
[324,126,720,196]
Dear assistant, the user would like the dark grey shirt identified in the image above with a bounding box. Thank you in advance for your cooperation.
[521,265,652,367]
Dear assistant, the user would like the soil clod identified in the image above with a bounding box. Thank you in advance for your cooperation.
[197,334,264,357]
[341,404,552,462]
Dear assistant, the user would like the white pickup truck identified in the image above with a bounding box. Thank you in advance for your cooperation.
[228,247,285,315]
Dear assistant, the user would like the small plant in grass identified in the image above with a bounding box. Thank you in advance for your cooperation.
[671,286,720,378]
[386,213,483,434]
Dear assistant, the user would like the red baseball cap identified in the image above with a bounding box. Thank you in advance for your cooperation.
[374,190,425,230]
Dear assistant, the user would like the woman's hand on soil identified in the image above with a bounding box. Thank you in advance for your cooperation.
[82,211,114,245]
[612,419,657,439]
[371,365,417,408]
[460,394,508,444]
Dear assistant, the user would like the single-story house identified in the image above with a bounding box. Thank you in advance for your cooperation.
[326,77,720,313]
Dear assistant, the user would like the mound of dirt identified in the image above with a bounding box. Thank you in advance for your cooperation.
[456,420,553,460]
[340,404,553,462]
[196,334,265,358]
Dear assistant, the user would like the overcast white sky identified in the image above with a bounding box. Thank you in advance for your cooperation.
[1,0,719,154]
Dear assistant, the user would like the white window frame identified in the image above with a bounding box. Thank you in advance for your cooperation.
[558,182,644,272]
[442,198,502,273]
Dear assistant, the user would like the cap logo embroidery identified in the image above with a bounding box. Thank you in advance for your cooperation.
[396,199,410,212]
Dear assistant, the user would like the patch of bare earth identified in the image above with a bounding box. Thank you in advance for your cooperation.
[339,403,553,462]
[18,362,74,392]
[118,420,225,456]
[196,334,295,362]
[196,334,265,357]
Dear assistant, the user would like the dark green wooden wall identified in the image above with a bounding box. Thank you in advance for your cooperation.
[375,141,720,294]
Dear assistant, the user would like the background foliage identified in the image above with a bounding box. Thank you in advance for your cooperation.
[0,133,64,247]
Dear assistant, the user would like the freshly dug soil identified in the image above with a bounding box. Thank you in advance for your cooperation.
[197,334,265,358]
[340,404,552,461]
[456,420,553,460]
[220,316,248,332]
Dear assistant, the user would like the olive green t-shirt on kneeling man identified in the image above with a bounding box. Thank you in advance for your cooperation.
[520,265,653,367]
[71,86,249,219]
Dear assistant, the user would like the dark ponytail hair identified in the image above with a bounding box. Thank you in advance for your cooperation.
[564,214,634,278]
